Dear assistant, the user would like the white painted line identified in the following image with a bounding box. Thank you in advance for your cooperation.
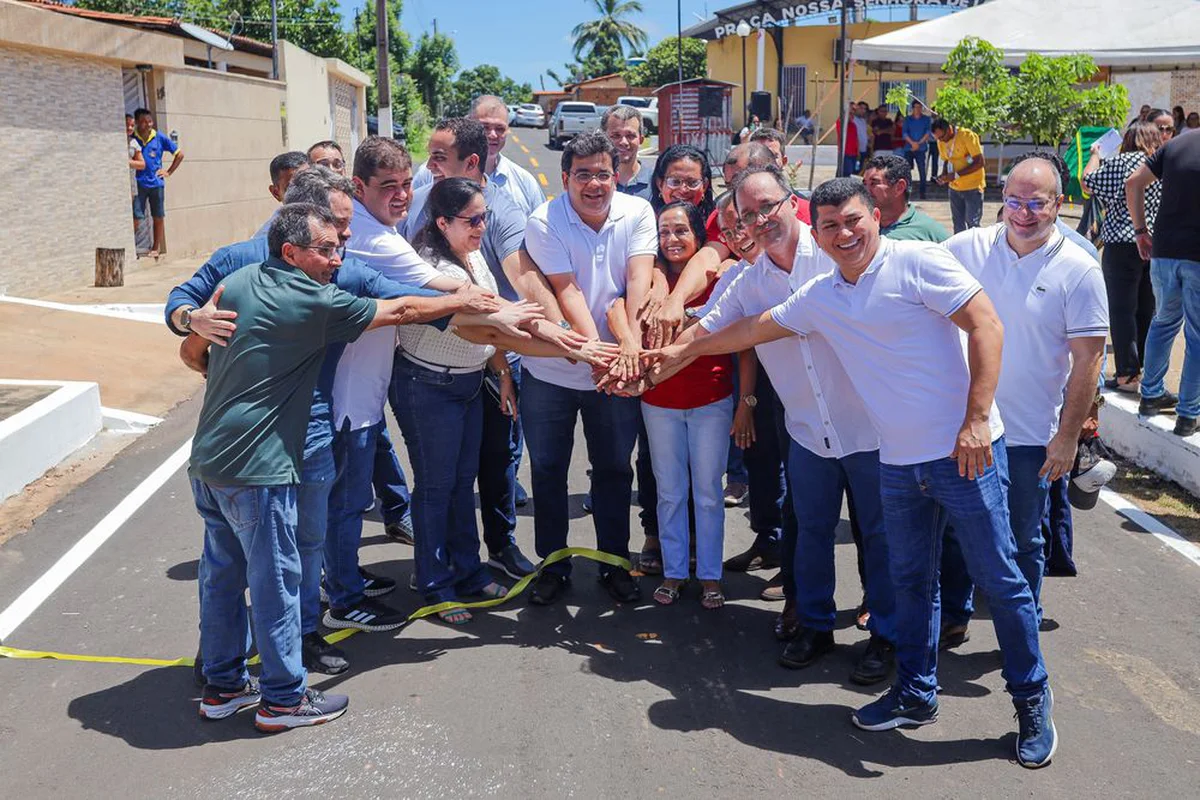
[1099,488,1200,569]
[0,295,164,325]
[0,437,192,642]
[101,407,164,434]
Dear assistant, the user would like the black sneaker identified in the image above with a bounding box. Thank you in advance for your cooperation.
[850,635,896,686]
[1174,415,1198,437]
[488,544,536,578]
[360,567,396,598]
[1139,391,1178,416]
[301,632,349,675]
[600,569,641,603]
[192,646,205,687]
[529,571,569,605]
[323,597,407,632]
[254,688,349,733]
[198,680,261,720]
[384,516,415,545]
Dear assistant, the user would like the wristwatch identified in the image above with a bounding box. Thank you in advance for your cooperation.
[1134,226,1149,236]
[741,394,758,408]
[179,306,194,332]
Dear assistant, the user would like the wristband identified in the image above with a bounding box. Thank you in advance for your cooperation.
[1134,226,1148,236]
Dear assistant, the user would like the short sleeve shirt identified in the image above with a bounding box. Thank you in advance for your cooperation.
[902,115,932,152]
[522,191,658,390]
[616,160,655,201]
[189,259,375,486]
[946,225,1108,446]
[1143,133,1200,259]
[1083,151,1161,244]
[769,238,1004,466]
[938,127,985,192]
[134,129,177,189]
[491,154,547,215]
[881,204,950,243]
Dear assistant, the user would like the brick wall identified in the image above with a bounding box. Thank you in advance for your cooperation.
[1171,70,1200,114]
[1,44,136,298]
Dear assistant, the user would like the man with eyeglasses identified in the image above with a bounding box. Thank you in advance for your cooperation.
[603,104,655,200]
[521,129,656,606]
[308,140,347,174]
[932,118,986,233]
[648,176,1057,769]
[939,157,1107,647]
[642,166,897,685]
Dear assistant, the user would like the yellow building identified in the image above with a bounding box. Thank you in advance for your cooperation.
[685,2,971,141]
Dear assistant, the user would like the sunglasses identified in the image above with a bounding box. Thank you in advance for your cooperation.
[453,211,488,228]
[1002,196,1054,214]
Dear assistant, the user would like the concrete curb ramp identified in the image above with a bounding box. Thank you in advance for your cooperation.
[1100,388,1200,498]
[0,380,102,503]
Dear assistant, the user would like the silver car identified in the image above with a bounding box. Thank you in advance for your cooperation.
[513,103,546,128]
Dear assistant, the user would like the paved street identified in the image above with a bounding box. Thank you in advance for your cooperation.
[1,138,1199,796]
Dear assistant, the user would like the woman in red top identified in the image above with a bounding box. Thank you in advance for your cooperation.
[609,201,734,609]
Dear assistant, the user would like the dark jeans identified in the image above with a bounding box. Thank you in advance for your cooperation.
[771,398,800,600]
[478,358,524,554]
[521,372,640,577]
[1102,242,1155,379]
[905,148,928,197]
[928,146,940,178]
[742,372,786,552]
[373,427,411,526]
[390,358,491,604]
[1042,474,1076,576]
[841,154,859,177]
[636,416,658,536]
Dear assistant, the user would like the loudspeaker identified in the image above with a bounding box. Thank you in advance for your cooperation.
[750,91,772,121]
[698,86,724,118]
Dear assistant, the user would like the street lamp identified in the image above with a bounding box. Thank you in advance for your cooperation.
[736,19,751,130]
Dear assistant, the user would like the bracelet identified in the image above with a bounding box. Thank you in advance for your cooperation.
[492,367,511,378]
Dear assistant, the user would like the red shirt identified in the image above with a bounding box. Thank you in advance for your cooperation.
[704,196,811,249]
[643,277,733,410]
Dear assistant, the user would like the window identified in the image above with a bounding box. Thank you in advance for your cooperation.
[781,66,807,132]
[880,79,927,113]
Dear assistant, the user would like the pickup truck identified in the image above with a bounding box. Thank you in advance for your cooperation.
[547,102,602,149]
[616,95,658,134]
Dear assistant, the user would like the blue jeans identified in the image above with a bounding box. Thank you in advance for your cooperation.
[1042,474,1076,576]
[193,480,305,706]
[1141,257,1200,419]
[521,372,640,577]
[725,355,749,484]
[905,148,928,196]
[298,446,335,635]
[942,444,1050,626]
[478,358,524,554]
[743,372,785,550]
[789,444,895,643]
[880,440,1047,705]
[841,154,858,177]
[391,358,491,603]
[642,396,734,580]
[373,427,411,527]
[326,420,384,609]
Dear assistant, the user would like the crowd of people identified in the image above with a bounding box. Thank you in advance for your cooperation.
[165,87,1200,773]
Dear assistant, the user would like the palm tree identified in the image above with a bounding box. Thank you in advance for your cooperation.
[570,0,647,70]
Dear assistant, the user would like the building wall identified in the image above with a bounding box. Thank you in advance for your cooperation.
[0,43,135,297]
[705,20,945,135]
[1114,72,1173,111]
[155,67,285,256]
[278,40,330,151]
[1170,70,1200,115]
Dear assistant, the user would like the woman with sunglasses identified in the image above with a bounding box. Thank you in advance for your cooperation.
[395,177,543,624]
[650,145,715,218]
[608,201,734,609]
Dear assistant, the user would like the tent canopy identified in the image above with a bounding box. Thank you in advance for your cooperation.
[852,0,1200,72]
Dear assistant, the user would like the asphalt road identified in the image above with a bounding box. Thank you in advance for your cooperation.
[2,139,1199,796]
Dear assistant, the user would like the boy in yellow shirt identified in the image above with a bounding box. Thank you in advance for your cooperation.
[932,119,986,232]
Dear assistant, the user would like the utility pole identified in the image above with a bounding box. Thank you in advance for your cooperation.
[836,0,848,175]
[676,0,683,141]
[376,0,392,139]
[269,0,278,79]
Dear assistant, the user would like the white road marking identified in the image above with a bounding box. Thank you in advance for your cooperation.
[0,295,164,324]
[0,438,192,641]
[1100,488,1200,569]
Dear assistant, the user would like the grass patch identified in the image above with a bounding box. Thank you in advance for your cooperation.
[1107,452,1200,544]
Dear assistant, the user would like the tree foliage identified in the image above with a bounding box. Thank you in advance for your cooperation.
[409,31,459,119]
[570,0,647,80]
[1008,53,1128,146]
[449,65,533,116]
[931,36,1015,143]
[624,36,706,88]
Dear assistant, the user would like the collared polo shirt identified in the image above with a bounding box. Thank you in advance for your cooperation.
[699,256,754,317]
[937,127,985,193]
[522,191,658,390]
[770,237,1004,466]
[332,199,444,430]
[616,159,655,201]
[134,128,177,190]
[701,227,878,459]
[881,204,949,243]
[946,225,1108,447]
[490,153,547,215]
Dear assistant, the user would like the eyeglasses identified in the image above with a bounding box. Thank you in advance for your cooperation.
[296,243,346,260]
[315,158,345,171]
[737,195,790,228]
[571,170,614,185]
[453,211,488,228]
[663,176,705,191]
[1002,196,1054,215]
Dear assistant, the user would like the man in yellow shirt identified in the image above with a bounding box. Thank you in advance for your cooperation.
[932,119,986,232]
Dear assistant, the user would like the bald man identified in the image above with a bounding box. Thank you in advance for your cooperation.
[939,158,1107,637]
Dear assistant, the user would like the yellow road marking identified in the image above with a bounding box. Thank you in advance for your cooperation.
[538,173,549,187]
[511,134,521,143]
[520,145,530,154]
[529,156,539,168]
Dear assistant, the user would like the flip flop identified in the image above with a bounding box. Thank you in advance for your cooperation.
[701,589,725,610]
[653,582,682,605]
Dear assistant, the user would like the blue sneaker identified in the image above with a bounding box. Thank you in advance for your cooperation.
[852,686,938,731]
[1014,685,1058,768]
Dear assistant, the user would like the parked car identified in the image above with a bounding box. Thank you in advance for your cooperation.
[507,105,518,125]
[547,101,602,150]
[616,95,658,134]
[366,114,406,143]
[513,103,546,128]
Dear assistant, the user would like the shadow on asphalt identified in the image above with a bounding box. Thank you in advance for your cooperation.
[67,551,1020,773]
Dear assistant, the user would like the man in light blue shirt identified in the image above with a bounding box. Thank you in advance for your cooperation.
[901,102,933,199]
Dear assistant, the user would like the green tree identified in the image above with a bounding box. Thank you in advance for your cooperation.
[449,65,533,116]
[409,31,459,119]
[624,36,706,88]
[571,0,647,79]
[1008,52,1128,148]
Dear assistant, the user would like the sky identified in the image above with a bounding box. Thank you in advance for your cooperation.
[335,1,954,92]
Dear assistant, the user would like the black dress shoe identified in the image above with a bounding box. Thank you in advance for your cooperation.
[774,601,799,641]
[849,635,895,685]
[302,632,350,675]
[599,569,641,603]
[724,546,761,572]
[529,571,569,605]
[1174,415,1198,437]
[1139,391,1178,416]
[778,628,835,669]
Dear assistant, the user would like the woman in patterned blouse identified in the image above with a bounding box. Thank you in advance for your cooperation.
[1082,120,1168,393]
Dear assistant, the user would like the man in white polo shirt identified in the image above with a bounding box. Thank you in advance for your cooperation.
[651,177,1056,769]
[522,130,656,606]
[645,166,897,685]
[940,158,1107,635]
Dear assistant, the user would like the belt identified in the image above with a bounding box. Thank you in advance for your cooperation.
[399,350,483,375]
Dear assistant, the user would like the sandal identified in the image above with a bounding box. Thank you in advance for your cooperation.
[475,582,508,600]
[437,607,472,625]
[700,588,725,610]
[638,550,663,575]
[653,581,683,605]
[855,599,871,631]
[1105,374,1140,393]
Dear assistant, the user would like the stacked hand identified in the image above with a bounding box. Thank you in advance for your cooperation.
[491,299,545,339]
[457,283,502,314]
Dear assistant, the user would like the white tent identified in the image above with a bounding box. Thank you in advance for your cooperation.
[852,0,1200,72]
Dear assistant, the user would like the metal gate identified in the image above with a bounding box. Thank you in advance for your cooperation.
[780,65,807,135]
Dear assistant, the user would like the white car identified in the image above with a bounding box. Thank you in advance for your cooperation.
[507,105,517,125]
[616,95,658,134]
[513,103,546,128]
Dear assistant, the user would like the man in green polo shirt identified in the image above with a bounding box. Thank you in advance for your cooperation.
[862,153,950,243]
